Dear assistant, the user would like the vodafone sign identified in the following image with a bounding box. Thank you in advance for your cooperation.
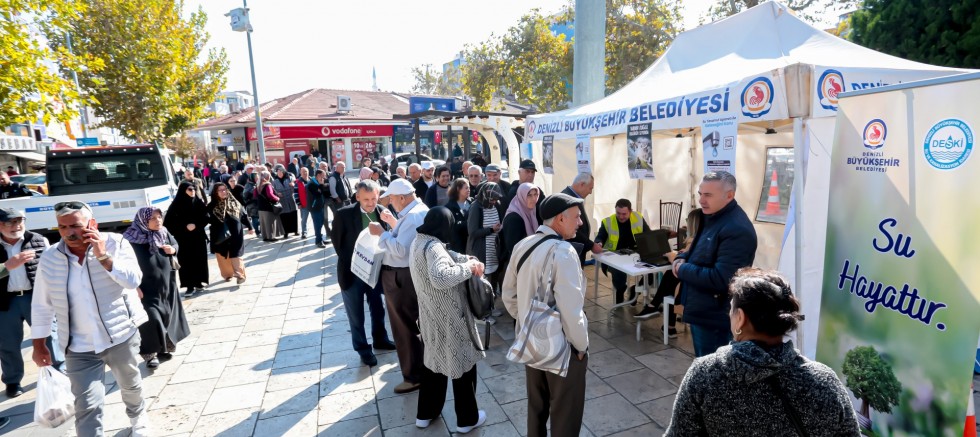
[250,125,394,140]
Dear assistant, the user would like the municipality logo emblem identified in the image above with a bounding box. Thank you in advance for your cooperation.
[817,69,845,111]
[863,119,886,150]
[740,77,773,119]
[526,121,536,139]
[923,119,973,170]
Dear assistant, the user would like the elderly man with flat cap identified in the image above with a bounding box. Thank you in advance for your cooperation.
[502,193,590,437]
[0,208,62,398]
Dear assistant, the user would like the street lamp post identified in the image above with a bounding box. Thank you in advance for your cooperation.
[227,1,265,163]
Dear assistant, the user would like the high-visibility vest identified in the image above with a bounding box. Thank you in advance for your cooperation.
[602,212,644,251]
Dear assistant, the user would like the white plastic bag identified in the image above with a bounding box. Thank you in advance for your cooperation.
[34,366,75,428]
[351,228,386,288]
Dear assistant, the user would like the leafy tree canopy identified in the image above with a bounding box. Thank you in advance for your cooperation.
[849,0,980,68]
[47,0,229,142]
[0,0,103,127]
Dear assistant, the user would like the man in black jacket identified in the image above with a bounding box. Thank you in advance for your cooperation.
[409,163,427,199]
[0,208,62,397]
[561,172,595,264]
[327,161,353,236]
[329,180,396,367]
[673,171,757,357]
[0,173,32,199]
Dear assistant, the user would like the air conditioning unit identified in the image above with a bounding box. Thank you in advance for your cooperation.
[337,95,352,112]
[229,102,240,113]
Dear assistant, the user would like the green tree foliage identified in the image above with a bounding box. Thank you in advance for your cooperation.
[849,0,980,68]
[409,64,460,96]
[0,0,103,127]
[603,0,682,92]
[842,345,902,417]
[47,0,228,142]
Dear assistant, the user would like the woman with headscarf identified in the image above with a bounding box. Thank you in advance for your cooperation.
[466,182,504,290]
[224,174,253,234]
[208,182,248,284]
[123,207,190,368]
[256,170,284,241]
[242,171,261,235]
[358,166,373,181]
[409,207,487,434]
[444,178,470,254]
[499,182,540,281]
[272,164,299,238]
[164,181,210,296]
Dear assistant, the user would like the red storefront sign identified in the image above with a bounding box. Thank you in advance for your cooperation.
[351,141,377,163]
[248,125,394,140]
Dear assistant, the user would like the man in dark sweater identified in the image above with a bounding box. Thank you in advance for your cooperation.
[674,171,757,357]
[561,172,595,264]
[593,199,651,304]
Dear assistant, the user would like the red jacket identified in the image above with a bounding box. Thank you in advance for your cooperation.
[297,178,309,208]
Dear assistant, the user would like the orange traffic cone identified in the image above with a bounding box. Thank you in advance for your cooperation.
[966,383,976,437]
[765,168,781,215]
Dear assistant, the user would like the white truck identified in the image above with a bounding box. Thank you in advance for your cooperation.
[0,144,179,240]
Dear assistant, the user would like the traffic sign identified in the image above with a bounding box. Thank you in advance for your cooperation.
[76,137,100,147]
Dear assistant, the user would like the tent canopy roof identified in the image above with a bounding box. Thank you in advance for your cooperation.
[530,1,964,130]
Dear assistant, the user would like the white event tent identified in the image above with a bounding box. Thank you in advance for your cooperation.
[523,1,967,358]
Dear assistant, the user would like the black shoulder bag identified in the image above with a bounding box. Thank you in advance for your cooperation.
[765,375,810,437]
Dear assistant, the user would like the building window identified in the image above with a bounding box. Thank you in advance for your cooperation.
[755,147,795,224]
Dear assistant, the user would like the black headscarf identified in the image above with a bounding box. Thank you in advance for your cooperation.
[416,206,454,244]
[477,182,503,208]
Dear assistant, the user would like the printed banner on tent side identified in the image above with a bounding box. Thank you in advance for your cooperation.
[525,74,788,141]
[700,114,738,174]
[810,66,962,119]
[542,136,555,175]
[575,133,590,173]
[816,79,980,436]
[626,123,654,179]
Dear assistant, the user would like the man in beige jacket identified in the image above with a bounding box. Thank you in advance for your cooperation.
[502,193,589,437]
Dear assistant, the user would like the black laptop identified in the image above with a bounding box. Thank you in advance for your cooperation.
[635,229,673,266]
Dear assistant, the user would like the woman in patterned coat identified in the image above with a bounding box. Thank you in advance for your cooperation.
[409,207,488,434]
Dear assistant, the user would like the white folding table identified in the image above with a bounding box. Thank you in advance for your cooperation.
[592,252,672,342]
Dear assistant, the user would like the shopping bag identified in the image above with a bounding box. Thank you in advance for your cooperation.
[351,228,385,288]
[34,366,75,428]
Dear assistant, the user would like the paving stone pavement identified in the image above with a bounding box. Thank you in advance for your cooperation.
[2,233,977,436]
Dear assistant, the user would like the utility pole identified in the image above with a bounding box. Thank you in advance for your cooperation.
[572,0,606,107]
[227,1,265,163]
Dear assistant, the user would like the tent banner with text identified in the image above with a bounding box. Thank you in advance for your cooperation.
[700,114,737,174]
[816,78,980,436]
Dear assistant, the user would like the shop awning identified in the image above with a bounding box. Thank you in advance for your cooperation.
[6,151,46,161]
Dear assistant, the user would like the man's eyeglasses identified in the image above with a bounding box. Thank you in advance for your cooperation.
[54,201,93,213]
[1,218,24,226]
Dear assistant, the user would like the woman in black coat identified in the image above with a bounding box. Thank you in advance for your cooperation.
[444,178,471,254]
[466,183,505,289]
[164,181,210,296]
[208,182,248,284]
[499,182,541,282]
[123,207,190,368]
[224,173,253,233]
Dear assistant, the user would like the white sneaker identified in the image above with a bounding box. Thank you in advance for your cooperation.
[457,410,487,433]
[415,418,432,428]
[131,413,150,437]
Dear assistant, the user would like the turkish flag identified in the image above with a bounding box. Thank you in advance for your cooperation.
[472,131,480,142]
[434,131,442,144]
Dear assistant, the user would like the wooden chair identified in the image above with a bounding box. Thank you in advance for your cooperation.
[660,200,682,233]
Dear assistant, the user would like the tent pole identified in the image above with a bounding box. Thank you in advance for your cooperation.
[637,179,644,220]
[792,117,805,350]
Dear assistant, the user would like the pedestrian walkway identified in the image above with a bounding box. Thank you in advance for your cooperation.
[2,234,975,436]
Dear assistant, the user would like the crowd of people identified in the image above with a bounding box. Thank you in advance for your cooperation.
[0,150,863,435]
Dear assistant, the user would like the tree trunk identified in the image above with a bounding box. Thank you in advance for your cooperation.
[860,398,869,418]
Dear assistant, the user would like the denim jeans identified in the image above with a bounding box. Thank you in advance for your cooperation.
[340,279,390,356]
[299,207,311,236]
[690,324,733,357]
[250,215,260,234]
[311,209,325,244]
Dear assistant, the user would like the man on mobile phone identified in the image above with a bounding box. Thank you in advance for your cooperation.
[31,202,151,436]
[0,208,62,398]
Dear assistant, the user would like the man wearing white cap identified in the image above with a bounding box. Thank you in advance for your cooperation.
[368,178,429,393]
[237,164,255,187]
